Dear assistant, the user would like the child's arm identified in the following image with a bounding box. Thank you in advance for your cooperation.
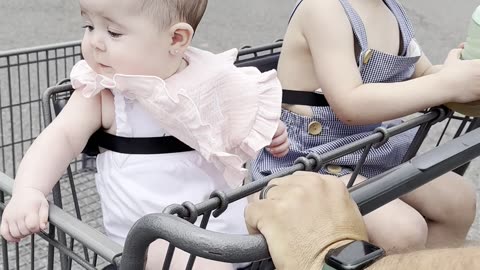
[299,0,480,125]
[412,55,442,78]
[0,90,104,242]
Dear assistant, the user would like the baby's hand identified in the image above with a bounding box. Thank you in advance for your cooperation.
[267,121,290,158]
[1,187,49,242]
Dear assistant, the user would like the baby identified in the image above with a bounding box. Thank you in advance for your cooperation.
[0,0,288,269]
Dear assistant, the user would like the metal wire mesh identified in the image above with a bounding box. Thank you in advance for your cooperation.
[0,41,114,270]
[0,41,83,179]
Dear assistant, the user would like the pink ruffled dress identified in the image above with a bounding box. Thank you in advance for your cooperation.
[70,47,282,246]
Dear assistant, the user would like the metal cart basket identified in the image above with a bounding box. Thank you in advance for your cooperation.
[0,41,479,269]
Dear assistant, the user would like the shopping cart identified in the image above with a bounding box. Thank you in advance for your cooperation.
[0,41,479,269]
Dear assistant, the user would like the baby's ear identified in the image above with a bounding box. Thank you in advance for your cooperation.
[169,23,194,54]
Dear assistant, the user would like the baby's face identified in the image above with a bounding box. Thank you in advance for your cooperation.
[79,0,173,78]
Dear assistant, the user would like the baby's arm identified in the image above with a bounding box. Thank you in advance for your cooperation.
[13,90,102,193]
[299,0,480,125]
[0,90,103,242]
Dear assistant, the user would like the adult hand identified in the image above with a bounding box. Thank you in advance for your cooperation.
[245,172,368,269]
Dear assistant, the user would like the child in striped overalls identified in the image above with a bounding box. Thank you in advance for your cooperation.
[253,0,480,252]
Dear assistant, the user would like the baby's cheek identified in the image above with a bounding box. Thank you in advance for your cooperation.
[81,46,95,69]
[112,55,144,75]
[81,39,91,59]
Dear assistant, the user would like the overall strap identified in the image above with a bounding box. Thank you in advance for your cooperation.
[384,0,416,56]
[337,0,369,51]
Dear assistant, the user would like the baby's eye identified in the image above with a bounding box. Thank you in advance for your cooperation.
[108,30,122,38]
[82,25,94,32]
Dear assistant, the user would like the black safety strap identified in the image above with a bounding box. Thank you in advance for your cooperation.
[282,90,329,106]
[83,130,193,155]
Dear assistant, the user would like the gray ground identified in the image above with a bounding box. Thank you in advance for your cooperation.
[1,0,480,269]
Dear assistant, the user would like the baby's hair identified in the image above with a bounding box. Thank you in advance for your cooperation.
[141,0,208,31]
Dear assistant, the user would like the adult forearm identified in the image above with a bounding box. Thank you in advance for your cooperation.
[367,247,480,270]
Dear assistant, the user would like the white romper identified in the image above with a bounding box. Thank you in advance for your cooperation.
[70,47,283,247]
[95,91,249,245]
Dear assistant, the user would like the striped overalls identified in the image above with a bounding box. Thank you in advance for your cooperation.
[252,0,422,180]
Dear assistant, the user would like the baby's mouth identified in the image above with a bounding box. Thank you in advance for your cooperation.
[98,63,110,69]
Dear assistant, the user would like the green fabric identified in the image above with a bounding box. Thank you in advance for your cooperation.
[462,6,480,60]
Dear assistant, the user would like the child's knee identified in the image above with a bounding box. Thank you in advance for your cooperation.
[146,240,170,270]
[454,183,475,224]
[366,205,428,252]
[397,215,429,250]
[438,178,477,228]
[383,214,428,252]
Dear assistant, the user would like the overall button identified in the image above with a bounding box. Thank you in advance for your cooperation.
[326,164,343,175]
[363,49,374,65]
[308,121,323,135]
